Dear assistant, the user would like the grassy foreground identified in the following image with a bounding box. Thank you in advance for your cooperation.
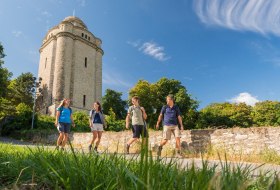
[0,143,280,190]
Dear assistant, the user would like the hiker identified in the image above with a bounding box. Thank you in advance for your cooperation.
[88,101,107,153]
[156,94,184,157]
[55,98,75,150]
[125,96,147,154]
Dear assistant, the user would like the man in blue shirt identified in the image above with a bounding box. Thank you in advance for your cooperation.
[156,94,184,157]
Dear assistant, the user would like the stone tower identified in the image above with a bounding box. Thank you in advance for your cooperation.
[38,16,103,115]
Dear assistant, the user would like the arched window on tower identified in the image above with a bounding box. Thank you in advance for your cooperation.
[85,57,87,68]
[82,33,84,37]
[85,34,87,39]
[45,58,47,69]
[83,95,86,107]
[88,37,90,41]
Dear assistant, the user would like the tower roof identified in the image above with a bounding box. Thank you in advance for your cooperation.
[62,16,87,29]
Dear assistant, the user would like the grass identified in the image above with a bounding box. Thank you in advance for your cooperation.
[201,146,280,166]
[0,142,280,190]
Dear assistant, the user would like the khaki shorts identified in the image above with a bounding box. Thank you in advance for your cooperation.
[163,125,181,140]
[91,123,104,132]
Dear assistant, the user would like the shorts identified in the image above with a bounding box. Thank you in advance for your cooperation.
[163,125,181,140]
[91,123,104,132]
[57,122,71,133]
[132,125,147,138]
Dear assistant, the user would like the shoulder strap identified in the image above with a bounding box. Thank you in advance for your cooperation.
[162,105,168,114]
[58,106,63,112]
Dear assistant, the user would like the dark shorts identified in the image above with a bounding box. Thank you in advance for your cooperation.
[132,125,147,138]
[57,122,71,133]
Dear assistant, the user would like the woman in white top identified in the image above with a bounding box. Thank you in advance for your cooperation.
[88,101,107,152]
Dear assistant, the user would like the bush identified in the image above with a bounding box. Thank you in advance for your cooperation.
[105,108,125,132]
[36,114,55,130]
[72,111,90,132]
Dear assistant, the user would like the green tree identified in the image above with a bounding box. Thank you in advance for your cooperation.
[129,77,199,129]
[102,89,127,119]
[8,72,36,107]
[197,102,253,128]
[252,101,280,126]
[0,42,12,98]
[129,80,155,116]
[0,98,15,119]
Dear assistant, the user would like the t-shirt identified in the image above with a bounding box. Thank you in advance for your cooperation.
[128,106,144,125]
[57,107,72,123]
[93,113,102,124]
[160,105,181,126]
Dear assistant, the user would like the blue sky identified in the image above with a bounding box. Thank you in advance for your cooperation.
[1,0,280,108]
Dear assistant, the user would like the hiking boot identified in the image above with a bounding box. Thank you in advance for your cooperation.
[61,147,65,151]
[157,146,162,157]
[94,146,98,153]
[88,144,92,152]
[126,144,130,154]
[55,146,59,150]
[176,150,184,158]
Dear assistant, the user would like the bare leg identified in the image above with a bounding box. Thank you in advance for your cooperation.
[175,137,181,151]
[57,133,64,147]
[61,133,68,148]
[95,131,103,148]
[127,138,138,146]
[160,139,168,147]
[91,131,98,145]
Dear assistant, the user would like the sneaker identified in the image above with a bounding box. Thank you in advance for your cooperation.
[157,146,162,157]
[126,144,130,154]
[88,144,92,152]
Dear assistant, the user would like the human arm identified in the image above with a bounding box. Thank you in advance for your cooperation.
[55,110,60,126]
[156,114,163,130]
[126,114,130,129]
[178,115,184,131]
[89,111,93,128]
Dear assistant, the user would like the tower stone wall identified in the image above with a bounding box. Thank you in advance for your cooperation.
[38,16,103,115]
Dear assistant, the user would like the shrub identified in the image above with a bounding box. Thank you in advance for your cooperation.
[105,108,125,132]
[72,111,90,132]
[36,114,55,130]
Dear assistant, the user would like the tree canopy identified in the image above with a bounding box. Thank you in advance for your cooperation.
[102,89,127,119]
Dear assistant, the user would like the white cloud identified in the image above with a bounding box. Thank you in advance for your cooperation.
[229,92,260,106]
[193,0,280,36]
[12,30,23,37]
[128,40,170,61]
[41,11,52,17]
[103,72,131,88]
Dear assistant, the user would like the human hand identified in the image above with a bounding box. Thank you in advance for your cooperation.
[156,124,159,130]
[180,126,184,132]
[126,124,130,129]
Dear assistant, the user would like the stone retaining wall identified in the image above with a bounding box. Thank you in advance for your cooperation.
[41,127,280,155]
